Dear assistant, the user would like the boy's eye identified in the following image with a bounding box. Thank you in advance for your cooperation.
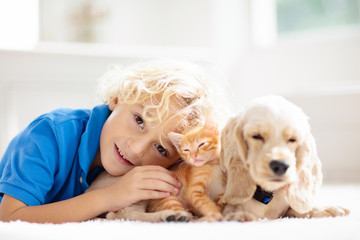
[134,115,144,128]
[155,144,168,157]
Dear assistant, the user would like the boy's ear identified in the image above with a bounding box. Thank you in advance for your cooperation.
[109,98,119,111]
[168,132,184,153]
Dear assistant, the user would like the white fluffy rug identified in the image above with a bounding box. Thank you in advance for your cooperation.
[1,184,359,240]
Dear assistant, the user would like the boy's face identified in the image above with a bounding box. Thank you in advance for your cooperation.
[100,103,181,176]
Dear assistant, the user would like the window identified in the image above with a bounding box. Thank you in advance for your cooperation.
[0,0,39,50]
[277,0,360,34]
[251,0,360,46]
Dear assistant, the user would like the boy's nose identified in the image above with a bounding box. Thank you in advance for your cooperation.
[128,138,147,158]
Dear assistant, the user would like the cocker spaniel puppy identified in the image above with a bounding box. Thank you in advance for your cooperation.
[220,95,349,221]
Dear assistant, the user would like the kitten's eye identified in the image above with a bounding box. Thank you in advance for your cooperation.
[183,149,190,152]
[198,142,205,149]
[155,144,168,157]
[252,134,264,141]
[288,138,297,143]
[134,115,144,129]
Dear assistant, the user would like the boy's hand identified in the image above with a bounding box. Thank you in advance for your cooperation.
[102,165,182,212]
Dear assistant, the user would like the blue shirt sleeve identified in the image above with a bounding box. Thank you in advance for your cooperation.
[0,117,59,206]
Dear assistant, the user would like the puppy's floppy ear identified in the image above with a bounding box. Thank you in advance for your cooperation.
[287,131,323,213]
[220,115,256,205]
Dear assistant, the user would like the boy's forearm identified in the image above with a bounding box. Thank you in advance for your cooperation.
[3,189,110,224]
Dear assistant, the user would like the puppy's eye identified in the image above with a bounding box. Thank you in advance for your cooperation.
[252,134,264,141]
[288,138,297,143]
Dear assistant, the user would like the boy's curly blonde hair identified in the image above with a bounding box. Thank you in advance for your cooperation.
[97,60,216,137]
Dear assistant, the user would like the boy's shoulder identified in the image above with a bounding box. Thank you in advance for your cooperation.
[18,108,93,145]
[26,105,110,135]
[37,108,91,125]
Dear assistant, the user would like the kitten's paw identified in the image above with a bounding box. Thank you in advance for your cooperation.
[224,211,258,222]
[211,212,224,221]
[193,212,223,222]
[162,210,193,222]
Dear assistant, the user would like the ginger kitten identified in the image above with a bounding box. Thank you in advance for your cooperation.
[147,124,225,221]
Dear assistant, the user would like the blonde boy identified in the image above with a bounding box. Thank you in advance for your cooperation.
[0,60,215,223]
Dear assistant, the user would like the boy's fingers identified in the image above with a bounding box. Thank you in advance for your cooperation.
[140,165,178,178]
[150,179,180,194]
[132,165,181,187]
[140,190,171,200]
[141,170,182,189]
[140,178,180,195]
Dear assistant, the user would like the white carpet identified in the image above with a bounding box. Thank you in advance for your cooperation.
[1,184,359,240]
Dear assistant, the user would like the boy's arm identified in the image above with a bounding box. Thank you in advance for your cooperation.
[0,165,181,223]
[0,190,109,223]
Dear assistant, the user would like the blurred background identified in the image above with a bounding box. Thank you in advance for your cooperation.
[0,0,359,183]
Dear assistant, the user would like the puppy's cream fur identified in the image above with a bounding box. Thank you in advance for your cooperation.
[220,95,349,221]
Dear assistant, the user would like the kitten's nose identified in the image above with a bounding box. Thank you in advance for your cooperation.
[269,160,289,176]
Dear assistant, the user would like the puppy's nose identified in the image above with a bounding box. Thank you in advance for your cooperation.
[269,160,289,176]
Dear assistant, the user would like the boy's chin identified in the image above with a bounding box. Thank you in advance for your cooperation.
[103,163,134,177]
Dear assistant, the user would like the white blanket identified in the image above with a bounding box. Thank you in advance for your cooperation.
[1,185,359,240]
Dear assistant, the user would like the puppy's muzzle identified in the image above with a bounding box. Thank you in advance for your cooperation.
[269,160,289,176]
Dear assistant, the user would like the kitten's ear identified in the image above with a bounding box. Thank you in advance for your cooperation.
[204,117,219,135]
[168,132,184,152]
[206,124,219,135]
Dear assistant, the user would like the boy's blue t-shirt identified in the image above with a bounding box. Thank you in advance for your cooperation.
[0,104,111,206]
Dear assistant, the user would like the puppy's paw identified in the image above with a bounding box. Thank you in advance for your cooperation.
[309,206,350,218]
[106,210,124,220]
[224,211,258,222]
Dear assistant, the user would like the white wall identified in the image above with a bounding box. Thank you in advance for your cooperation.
[225,30,360,183]
[40,0,213,47]
[228,30,360,107]
[0,49,131,155]
[289,92,360,183]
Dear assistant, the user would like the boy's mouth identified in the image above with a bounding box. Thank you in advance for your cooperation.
[114,144,134,166]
